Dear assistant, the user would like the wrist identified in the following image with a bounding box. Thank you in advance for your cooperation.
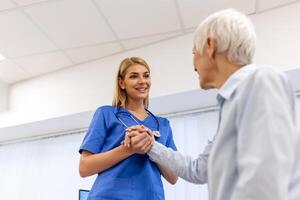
[120,145,135,156]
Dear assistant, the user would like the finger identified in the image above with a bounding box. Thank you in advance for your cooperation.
[125,130,146,148]
[145,130,153,137]
[126,130,138,137]
[144,137,153,148]
[130,125,147,132]
[140,125,149,132]
[140,134,154,149]
[124,135,130,147]
[150,132,155,141]
[126,126,136,132]
[150,136,154,145]
[126,130,145,137]
[131,132,151,146]
[141,139,153,153]
[126,125,143,131]
[143,144,152,153]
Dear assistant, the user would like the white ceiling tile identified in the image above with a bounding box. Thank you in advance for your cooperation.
[123,32,182,49]
[184,28,196,33]
[0,11,57,58]
[24,0,116,49]
[178,0,256,29]
[14,51,72,76]
[257,0,296,11]
[13,0,49,6]
[65,42,123,64]
[96,0,181,39]
[0,0,16,11]
[250,2,300,29]
[0,60,30,84]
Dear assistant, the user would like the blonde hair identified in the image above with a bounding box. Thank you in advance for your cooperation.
[112,57,151,108]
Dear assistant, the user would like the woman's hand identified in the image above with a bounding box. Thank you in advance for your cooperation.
[122,125,155,154]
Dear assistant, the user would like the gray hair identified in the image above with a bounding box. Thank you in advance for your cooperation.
[194,9,256,65]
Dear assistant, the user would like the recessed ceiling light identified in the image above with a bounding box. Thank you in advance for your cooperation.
[0,53,6,61]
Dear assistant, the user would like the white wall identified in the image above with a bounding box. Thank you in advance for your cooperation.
[251,2,300,68]
[0,133,95,200]
[0,80,7,112]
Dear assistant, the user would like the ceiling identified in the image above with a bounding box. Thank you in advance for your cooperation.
[0,0,295,84]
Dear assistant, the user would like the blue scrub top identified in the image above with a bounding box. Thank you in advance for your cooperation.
[79,105,177,200]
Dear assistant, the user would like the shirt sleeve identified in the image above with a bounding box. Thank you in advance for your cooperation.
[148,141,211,184]
[232,70,298,200]
[79,107,107,154]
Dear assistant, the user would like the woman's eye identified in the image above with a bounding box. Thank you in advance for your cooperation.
[129,75,137,79]
[144,74,150,78]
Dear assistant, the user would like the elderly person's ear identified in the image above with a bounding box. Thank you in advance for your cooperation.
[206,37,217,59]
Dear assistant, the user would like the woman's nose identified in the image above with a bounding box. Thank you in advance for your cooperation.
[137,76,146,84]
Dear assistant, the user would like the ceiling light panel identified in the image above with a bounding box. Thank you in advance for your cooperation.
[256,0,297,12]
[0,0,16,11]
[23,0,116,49]
[0,60,30,84]
[13,0,49,6]
[13,52,72,76]
[0,11,57,58]
[0,53,6,61]
[122,31,182,49]
[65,42,123,64]
[96,0,181,39]
[177,0,256,29]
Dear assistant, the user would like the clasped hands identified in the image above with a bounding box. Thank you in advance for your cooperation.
[122,125,155,154]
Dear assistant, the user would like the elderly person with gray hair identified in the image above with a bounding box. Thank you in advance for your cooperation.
[124,9,300,200]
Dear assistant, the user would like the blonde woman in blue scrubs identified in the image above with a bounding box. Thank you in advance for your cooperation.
[79,57,178,200]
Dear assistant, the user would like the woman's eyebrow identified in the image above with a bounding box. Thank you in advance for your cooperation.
[128,71,149,74]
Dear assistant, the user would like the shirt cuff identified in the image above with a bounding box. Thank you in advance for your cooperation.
[148,141,165,162]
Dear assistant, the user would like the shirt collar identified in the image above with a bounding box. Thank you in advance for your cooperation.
[114,106,129,115]
[217,64,257,104]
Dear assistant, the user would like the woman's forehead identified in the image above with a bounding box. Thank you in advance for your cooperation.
[126,64,149,73]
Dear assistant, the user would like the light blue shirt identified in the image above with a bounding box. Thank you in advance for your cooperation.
[79,106,177,200]
[148,64,300,200]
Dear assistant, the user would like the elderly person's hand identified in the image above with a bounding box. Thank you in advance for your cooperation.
[122,125,155,154]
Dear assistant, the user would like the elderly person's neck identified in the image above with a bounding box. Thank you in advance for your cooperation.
[214,53,243,89]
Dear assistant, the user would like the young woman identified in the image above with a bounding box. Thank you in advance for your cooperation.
[79,57,178,200]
